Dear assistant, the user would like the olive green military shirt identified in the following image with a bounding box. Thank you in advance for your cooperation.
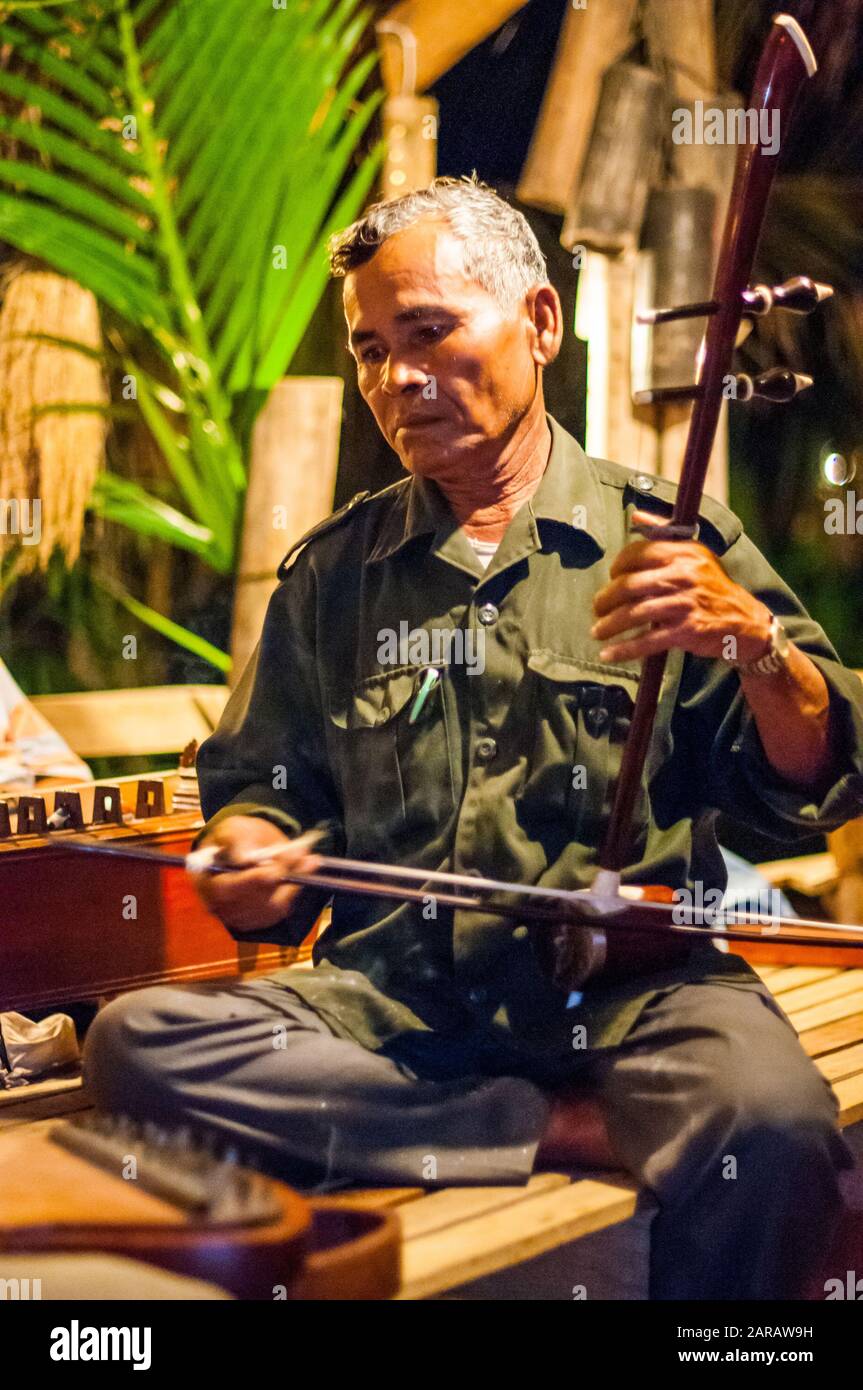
[196,414,863,1059]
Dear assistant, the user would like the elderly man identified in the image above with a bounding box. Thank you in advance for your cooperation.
[85,176,863,1300]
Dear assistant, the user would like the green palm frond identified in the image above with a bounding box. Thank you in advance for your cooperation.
[94,568,232,673]
[0,0,384,667]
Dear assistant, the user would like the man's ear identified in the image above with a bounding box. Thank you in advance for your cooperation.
[527,284,563,367]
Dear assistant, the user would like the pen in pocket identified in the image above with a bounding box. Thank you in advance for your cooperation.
[409,667,441,725]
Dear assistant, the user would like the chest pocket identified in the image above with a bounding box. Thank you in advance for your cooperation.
[325,666,460,855]
[524,650,638,846]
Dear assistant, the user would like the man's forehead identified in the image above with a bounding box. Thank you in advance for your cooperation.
[343,220,481,327]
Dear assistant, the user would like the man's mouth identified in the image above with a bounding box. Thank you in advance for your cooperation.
[398,416,443,431]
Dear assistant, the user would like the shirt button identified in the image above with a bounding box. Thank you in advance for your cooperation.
[475,737,497,763]
[513,925,529,941]
[478,602,499,626]
[468,987,488,1006]
[584,705,610,735]
[634,474,655,491]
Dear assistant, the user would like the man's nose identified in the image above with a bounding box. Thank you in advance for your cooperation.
[380,355,428,395]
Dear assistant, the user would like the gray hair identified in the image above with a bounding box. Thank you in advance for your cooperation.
[327,173,548,312]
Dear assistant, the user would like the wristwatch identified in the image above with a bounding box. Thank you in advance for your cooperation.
[730,613,791,677]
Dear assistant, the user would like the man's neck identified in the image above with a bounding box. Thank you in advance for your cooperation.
[431,405,552,544]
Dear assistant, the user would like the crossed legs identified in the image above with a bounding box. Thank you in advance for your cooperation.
[83,973,853,1297]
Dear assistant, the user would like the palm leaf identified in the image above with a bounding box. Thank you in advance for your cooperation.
[90,473,218,559]
[94,570,232,673]
[0,0,382,668]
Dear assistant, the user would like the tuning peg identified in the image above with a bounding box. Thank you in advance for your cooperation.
[742,276,833,315]
[636,300,716,325]
[735,367,813,402]
[633,367,814,408]
[632,384,701,405]
[637,276,833,326]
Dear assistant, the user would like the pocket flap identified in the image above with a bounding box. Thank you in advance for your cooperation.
[327,668,420,730]
[527,648,639,703]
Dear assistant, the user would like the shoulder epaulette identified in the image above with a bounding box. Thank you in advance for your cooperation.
[276,490,372,580]
[621,468,743,554]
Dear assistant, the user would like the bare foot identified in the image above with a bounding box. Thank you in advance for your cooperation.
[534,1087,619,1170]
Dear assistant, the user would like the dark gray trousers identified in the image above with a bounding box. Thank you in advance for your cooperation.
[83,973,854,1300]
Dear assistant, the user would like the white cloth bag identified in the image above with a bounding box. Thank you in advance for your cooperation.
[0,1011,80,1088]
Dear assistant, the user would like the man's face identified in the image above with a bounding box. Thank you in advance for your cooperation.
[343,217,559,478]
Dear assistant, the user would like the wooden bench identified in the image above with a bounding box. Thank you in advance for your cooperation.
[16,675,863,1294]
[326,962,863,1299]
[2,967,862,1300]
[30,684,229,758]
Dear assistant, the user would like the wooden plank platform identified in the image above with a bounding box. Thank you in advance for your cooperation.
[342,962,863,1297]
[2,963,863,1299]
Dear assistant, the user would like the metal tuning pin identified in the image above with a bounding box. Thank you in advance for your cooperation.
[742,275,833,316]
[636,366,814,407]
[636,299,718,326]
[638,276,833,326]
[735,367,814,402]
[632,383,701,405]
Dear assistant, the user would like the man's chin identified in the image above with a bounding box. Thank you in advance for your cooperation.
[396,430,471,476]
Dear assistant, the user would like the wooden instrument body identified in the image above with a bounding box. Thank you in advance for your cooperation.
[0,775,311,1012]
[544,884,863,991]
[731,938,863,969]
[0,1123,400,1300]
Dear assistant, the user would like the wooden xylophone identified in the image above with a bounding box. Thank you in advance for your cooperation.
[0,765,315,1013]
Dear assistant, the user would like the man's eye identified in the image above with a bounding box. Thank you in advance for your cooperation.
[359,346,384,363]
[417,324,446,342]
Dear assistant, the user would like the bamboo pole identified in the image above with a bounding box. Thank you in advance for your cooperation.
[564,0,730,501]
[517,0,638,213]
[642,0,717,102]
[380,93,439,197]
[377,0,526,96]
[229,377,343,684]
[642,0,730,499]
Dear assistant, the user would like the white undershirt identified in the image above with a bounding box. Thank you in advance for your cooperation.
[466,535,499,571]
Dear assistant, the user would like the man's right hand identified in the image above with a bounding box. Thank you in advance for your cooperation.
[189,814,322,933]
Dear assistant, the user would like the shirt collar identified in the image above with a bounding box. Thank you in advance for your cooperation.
[530,414,607,553]
[366,412,607,566]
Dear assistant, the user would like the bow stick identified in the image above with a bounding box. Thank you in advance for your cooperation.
[53,835,863,953]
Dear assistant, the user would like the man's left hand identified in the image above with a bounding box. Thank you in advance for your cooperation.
[591,509,773,666]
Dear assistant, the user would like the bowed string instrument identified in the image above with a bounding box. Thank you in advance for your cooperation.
[56,13,863,993]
